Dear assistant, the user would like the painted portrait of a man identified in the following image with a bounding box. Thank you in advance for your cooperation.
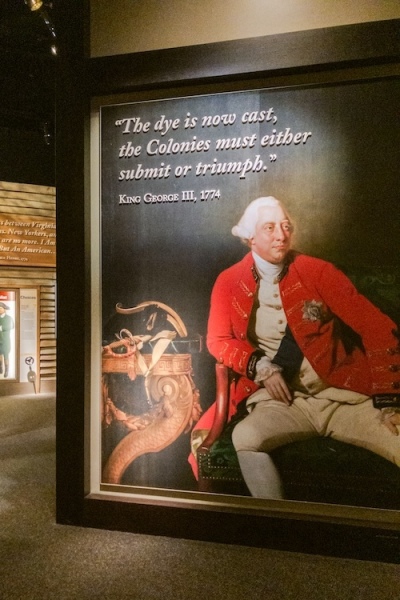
[189,196,400,501]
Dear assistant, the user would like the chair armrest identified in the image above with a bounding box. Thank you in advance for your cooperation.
[198,363,230,454]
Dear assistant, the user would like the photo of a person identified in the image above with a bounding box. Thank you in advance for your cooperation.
[201,196,400,499]
[0,301,15,378]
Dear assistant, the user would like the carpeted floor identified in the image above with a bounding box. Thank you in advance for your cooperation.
[0,393,399,600]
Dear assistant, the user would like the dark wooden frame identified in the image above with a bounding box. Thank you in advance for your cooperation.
[55,2,400,562]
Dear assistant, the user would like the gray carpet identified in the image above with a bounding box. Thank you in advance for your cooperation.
[0,393,399,600]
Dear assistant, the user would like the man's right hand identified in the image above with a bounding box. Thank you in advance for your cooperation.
[263,372,293,405]
[382,411,400,435]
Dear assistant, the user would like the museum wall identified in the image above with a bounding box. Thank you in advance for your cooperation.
[90,0,400,57]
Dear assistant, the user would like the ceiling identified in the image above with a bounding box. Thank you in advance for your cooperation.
[0,0,56,133]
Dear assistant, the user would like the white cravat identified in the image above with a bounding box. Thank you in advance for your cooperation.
[252,251,283,283]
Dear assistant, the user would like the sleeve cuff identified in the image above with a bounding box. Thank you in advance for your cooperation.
[254,356,283,384]
[246,350,264,380]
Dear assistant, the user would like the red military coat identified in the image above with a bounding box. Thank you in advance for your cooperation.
[189,251,400,477]
[206,251,400,418]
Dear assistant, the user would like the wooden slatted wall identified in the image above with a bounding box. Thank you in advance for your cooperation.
[0,181,56,383]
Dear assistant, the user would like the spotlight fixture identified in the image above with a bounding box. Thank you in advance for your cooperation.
[42,121,53,146]
[25,0,43,11]
[24,0,57,54]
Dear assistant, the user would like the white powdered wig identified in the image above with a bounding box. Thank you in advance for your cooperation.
[231,196,281,241]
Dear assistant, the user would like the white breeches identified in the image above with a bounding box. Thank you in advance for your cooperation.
[232,391,400,468]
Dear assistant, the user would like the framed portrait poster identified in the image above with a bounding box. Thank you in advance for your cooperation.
[56,15,400,561]
[91,77,400,512]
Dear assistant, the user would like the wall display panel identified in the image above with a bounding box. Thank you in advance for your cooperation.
[0,289,16,380]
[0,214,56,268]
[54,13,400,560]
[0,288,40,387]
[19,288,39,391]
[91,77,400,532]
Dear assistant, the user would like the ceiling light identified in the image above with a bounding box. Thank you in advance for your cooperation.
[24,0,57,53]
[25,0,43,11]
